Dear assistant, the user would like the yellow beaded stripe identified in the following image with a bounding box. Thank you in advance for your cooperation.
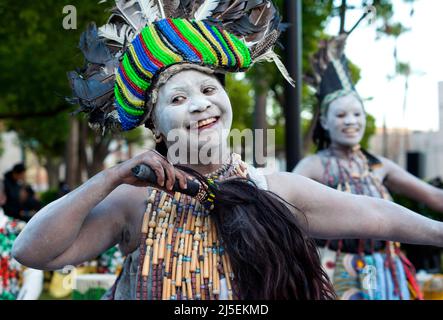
[180,20,218,65]
[115,76,145,108]
[197,22,229,65]
[141,26,183,65]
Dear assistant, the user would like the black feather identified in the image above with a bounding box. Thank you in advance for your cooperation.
[177,0,205,17]
[79,23,113,65]
[67,71,114,106]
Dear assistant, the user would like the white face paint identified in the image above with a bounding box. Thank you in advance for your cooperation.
[153,69,232,153]
[321,93,366,148]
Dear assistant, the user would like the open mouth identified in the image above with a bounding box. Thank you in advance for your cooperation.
[342,128,359,135]
[188,116,220,131]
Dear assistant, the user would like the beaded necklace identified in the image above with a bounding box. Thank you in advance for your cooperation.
[136,153,247,300]
[323,146,390,200]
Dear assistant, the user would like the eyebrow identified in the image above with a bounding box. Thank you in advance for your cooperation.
[169,86,186,92]
[169,79,216,92]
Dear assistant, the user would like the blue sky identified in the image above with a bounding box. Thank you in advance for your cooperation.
[325,0,441,131]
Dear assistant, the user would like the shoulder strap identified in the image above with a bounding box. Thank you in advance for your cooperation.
[360,148,383,170]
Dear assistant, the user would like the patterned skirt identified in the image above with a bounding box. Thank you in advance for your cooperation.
[319,246,423,300]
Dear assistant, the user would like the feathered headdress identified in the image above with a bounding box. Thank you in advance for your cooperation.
[306,8,376,114]
[305,33,361,114]
[67,0,292,132]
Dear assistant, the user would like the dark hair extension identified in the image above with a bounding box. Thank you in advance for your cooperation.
[214,72,226,87]
[361,148,382,168]
[155,140,168,157]
[176,165,336,300]
[313,117,330,151]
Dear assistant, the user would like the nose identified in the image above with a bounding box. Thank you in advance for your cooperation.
[344,114,357,125]
[188,96,211,113]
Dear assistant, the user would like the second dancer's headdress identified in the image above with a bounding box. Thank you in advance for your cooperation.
[306,34,362,114]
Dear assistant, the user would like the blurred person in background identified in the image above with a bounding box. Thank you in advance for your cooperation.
[0,180,43,300]
[3,163,42,222]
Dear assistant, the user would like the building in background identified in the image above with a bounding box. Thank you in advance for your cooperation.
[0,131,22,176]
[370,82,443,180]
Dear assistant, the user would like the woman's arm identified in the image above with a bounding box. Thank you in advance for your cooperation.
[292,155,324,182]
[12,150,188,270]
[266,172,443,247]
[382,157,443,213]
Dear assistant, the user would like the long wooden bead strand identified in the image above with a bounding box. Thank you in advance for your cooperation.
[137,189,154,300]
[207,216,214,299]
[136,154,246,300]
[171,196,186,296]
[164,194,179,299]
[199,238,206,300]
[221,252,233,300]
[141,190,159,299]
[212,222,220,297]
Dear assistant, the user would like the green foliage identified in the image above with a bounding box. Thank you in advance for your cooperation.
[0,134,4,157]
[226,74,254,131]
[396,61,412,76]
[39,189,59,206]
[0,0,108,159]
[361,113,376,149]
[121,127,146,147]
[392,192,443,222]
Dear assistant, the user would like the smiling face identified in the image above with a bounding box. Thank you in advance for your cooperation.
[321,93,366,148]
[152,69,232,156]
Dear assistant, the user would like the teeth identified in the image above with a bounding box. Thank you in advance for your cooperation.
[197,117,217,128]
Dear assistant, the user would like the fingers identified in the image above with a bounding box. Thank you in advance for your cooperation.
[137,150,195,191]
[148,158,167,187]
[157,156,176,191]
[174,169,188,190]
[157,158,191,191]
[145,151,182,191]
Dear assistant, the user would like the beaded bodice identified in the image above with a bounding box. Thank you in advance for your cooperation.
[106,154,264,300]
[318,147,391,200]
[317,147,391,254]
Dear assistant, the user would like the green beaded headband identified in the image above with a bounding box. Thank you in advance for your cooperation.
[321,90,363,115]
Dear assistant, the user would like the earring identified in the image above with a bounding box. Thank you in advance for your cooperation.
[154,132,163,144]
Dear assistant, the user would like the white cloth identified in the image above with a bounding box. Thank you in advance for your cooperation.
[246,164,268,190]
[17,268,44,300]
[0,208,9,228]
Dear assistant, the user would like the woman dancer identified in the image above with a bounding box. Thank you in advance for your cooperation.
[294,34,443,300]
[13,1,443,300]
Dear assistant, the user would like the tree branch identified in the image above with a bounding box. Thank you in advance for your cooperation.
[0,104,74,120]
[339,0,347,34]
